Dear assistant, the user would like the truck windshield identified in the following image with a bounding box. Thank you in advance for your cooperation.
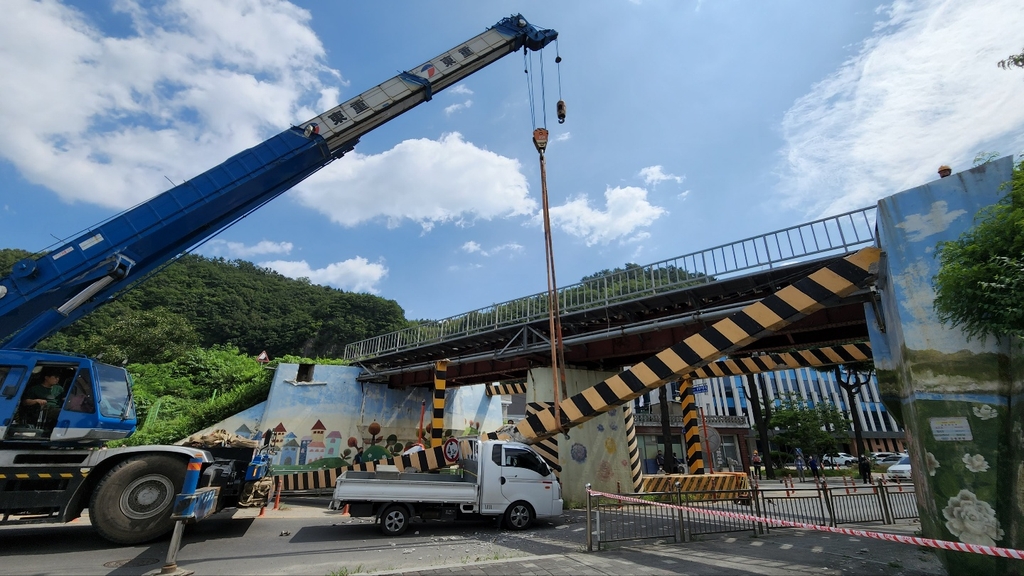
[96,363,135,420]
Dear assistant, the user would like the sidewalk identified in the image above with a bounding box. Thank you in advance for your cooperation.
[368,521,945,576]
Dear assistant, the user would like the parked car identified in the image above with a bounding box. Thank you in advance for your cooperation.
[821,453,857,467]
[886,456,912,480]
[871,452,896,464]
[877,454,904,466]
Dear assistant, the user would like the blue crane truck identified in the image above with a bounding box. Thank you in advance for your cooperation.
[0,14,557,545]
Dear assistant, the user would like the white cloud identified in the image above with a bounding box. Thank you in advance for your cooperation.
[895,200,967,242]
[0,0,337,210]
[204,239,293,258]
[638,165,685,187]
[444,100,473,116]
[554,132,571,142]
[778,0,1024,218]
[448,84,473,95]
[295,132,536,230]
[547,186,667,246]
[461,241,523,257]
[259,257,387,293]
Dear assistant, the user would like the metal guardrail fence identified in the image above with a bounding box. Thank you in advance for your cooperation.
[586,477,917,551]
[344,206,877,361]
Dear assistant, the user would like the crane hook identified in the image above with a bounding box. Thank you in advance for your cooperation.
[556,100,566,124]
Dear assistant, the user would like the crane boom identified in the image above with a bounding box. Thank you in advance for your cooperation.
[0,14,556,350]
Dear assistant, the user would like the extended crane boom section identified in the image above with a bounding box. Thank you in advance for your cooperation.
[0,14,556,351]
[306,15,557,154]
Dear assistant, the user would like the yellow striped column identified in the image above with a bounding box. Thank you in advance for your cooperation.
[622,403,642,491]
[514,247,880,443]
[432,360,447,448]
[679,379,705,474]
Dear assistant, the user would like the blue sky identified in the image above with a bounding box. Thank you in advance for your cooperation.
[2,0,1022,322]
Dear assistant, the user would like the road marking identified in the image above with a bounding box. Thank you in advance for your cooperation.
[750,541,764,546]
[725,537,737,543]
[812,546,824,553]
[780,544,793,550]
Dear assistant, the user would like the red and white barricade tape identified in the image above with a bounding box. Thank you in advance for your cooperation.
[587,489,1024,560]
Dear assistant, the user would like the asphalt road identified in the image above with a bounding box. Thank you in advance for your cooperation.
[0,496,588,576]
[0,496,949,576]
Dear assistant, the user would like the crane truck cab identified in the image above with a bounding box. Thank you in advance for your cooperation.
[1,351,135,444]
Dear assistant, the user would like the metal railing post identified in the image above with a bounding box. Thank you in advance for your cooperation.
[822,482,836,527]
[675,481,689,543]
[756,485,767,534]
[586,483,593,552]
[877,477,893,524]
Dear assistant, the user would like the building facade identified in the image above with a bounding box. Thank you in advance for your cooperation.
[629,368,906,473]
[691,367,906,456]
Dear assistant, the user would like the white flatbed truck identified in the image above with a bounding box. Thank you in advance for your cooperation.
[328,439,562,535]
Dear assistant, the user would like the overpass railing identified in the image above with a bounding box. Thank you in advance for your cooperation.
[343,206,877,361]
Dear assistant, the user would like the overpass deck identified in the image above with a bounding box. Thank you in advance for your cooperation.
[348,206,877,387]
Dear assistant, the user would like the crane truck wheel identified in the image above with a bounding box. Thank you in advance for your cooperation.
[89,455,186,544]
[503,501,534,531]
[379,504,410,536]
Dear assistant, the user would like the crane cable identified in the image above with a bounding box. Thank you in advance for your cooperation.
[526,45,568,434]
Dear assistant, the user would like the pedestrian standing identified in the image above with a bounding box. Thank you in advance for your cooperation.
[655,450,665,473]
[808,455,820,481]
[795,453,806,482]
[858,455,872,484]
[751,450,763,480]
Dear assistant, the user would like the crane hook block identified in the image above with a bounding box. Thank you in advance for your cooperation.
[556,100,566,124]
[533,128,549,152]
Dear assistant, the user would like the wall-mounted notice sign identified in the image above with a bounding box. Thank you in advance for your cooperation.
[929,417,973,442]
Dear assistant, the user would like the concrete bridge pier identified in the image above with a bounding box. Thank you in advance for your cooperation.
[871,157,1023,574]
[526,367,632,505]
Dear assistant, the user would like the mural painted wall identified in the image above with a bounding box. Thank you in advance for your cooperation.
[871,157,1022,574]
[190,364,502,472]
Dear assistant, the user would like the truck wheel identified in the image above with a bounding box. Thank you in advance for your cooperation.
[379,505,410,536]
[90,455,186,544]
[503,501,534,531]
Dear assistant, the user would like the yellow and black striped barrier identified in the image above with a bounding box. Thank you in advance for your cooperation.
[485,382,528,396]
[0,469,88,480]
[640,472,750,495]
[688,342,872,380]
[678,380,704,473]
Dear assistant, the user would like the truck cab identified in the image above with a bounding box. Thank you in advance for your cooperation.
[1,351,136,445]
[477,440,562,524]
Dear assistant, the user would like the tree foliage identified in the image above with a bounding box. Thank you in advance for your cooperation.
[770,396,848,457]
[933,159,1024,344]
[1,252,411,362]
[115,346,273,446]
